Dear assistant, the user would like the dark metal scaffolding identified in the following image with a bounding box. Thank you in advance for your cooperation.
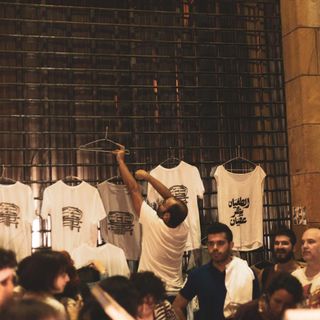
[0,0,288,263]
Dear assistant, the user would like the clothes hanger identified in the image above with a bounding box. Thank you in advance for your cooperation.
[221,146,257,172]
[106,175,124,185]
[62,175,83,186]
[159,148,182,169]
[0,165,16,185]
[79,126,130,155]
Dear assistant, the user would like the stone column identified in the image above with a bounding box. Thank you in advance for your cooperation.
[281,0,320,251]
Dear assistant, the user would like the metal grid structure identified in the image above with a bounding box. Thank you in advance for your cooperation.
[0,0,288,263]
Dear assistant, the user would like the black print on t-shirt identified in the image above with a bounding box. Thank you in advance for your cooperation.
[62,206,83,232]
[228,197,249,226]
[107,211,134,235]
[0,202,20,228]
[169,185,189,204]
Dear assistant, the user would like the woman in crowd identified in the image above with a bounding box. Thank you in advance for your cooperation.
[17,250,70,318]
[233,272,303,320]
[131,271,177,320]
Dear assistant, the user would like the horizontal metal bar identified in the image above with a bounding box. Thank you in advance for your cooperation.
[0,1,281,18]
[0,50,283,62]
[0,33,282,49]
[0,17,281,33]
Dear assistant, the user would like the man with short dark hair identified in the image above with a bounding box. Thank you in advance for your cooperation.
[0,248,17,308]
[260,227,304,292]
[113,150,188,296]
[173,222,257,320]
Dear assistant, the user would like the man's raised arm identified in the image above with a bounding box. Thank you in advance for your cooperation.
[135,169,172,200]
[113,149,143,216]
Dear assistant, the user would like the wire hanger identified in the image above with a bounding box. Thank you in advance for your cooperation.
[79,126,130,155]
[106,175,124,185]
[62,175,83,186]
[222,146,257,172]
[0,165,16,185]
[159,147,181,168]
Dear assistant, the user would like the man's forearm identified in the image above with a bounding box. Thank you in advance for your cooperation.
[118,159,140,194]
[143,172,172,200]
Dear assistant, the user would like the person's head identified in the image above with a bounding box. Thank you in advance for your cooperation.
[273,227,297,263]
[79,275,139,320]
[130,271,166,319]
[0,298,64,320]
[301,228,320,263]
[156,197,188,228]
[17,250,70,295]
[0,248,17,307]
[206,223,234,264]
[266,272,303,320]
[56,250,80,299]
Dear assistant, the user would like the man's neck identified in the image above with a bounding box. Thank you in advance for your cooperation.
[305,261,320,278]
[275,259,299,273]
[212,256,233,272]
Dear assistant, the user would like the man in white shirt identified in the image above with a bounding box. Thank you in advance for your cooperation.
[113,149,188,297]
[292,228,320,307]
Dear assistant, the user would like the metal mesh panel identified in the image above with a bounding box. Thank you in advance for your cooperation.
[0,0,288,263]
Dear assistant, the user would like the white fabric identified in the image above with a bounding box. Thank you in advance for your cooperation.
[138,202,188,292]
[214,165,266,251]
[292,268,320,307]
[224,256,254,318]
[147,161,204,250]
[97,181,141,261]
[71,243,130,277]
[41,180,105,253]
[0,182,35,261]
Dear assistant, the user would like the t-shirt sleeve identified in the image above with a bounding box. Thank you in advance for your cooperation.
[180,271,197,301]
[40,187,51,219]
[91,189,107,223]
[193,167,205,198]
[139,201,158,225]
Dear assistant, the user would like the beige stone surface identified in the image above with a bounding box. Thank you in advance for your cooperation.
[288,125,320,173]
[291,173,320,222]
[281,0,320,35]
[286,76,320,127]
[282,28,318,81]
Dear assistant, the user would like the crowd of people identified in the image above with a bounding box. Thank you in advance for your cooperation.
[0,149,319,320]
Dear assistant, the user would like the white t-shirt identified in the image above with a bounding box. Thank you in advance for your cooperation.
[41,180,106,253]
[71,243,130,277]
[292,268,320,308]
[138,201,189,292]
[213,165,266,251]
[0,182,35,261]
[98,181,141,261]
[147,161,204,250]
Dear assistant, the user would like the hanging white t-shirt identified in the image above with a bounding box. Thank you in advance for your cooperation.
[147,161,204,250]
[0,182,35,261]
[71,243,130,277]
[292,268,320,308]
[138,201,189,292]
[41,180,105,253]
[98,181,141,261]
[213,165,266,251]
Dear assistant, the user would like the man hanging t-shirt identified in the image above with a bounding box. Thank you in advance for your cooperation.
[41,180,105,253]
[98,180,141,261]
[213,165,266,251]
[138,201,189,292]
[0,182,35,261]
[147,161,204,251]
